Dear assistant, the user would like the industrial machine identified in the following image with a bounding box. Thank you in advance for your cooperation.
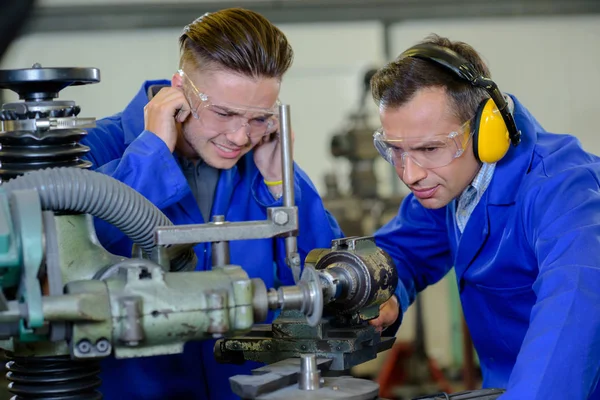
[0,65,400,400]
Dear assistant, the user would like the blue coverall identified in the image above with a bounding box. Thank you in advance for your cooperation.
[379,95,600,399]
[81,80,344,399]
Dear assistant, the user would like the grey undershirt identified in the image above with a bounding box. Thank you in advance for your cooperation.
[176,154,219,222]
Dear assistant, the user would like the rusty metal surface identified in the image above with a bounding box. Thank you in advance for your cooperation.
[314,237,398,316]
[217,310,395,371]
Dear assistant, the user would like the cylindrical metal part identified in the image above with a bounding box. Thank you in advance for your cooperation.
[298,354,321,391]
[102,265,258,355]
[319,268,350,303]
[314,240,398,316]
[118,296,144,346]
[322,263,359,303]
[211,216,231,267]
[278,104,300,282]
[250,279,269,324]
[267,288,281,310]
[207,291,229,334]
[276,285,306,311]
[211,240,230,267]
[42,293,108,322]
[279,104,294,210]
[266,266,324,326]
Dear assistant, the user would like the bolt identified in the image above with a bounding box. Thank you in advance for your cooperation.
[96,339,110,353]
[76,340,92,354]
[336,345,342,351]
[273,210,289,226]
[300,345,307,351]
[265,344,272,350]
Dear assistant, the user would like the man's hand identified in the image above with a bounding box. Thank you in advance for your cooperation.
[369,295,400,332]
[143,87,191,152]
[254,129,295,195]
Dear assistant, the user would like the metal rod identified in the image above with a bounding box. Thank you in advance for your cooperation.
[211,215,230,267]
[279,104,301,282]
[298,354,321,391]
[279,104,295,209]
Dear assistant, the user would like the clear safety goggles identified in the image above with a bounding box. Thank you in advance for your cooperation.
[178,69,280,139]
[373,118,474,169]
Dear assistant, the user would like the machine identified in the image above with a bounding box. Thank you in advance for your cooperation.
[0,65,400,400]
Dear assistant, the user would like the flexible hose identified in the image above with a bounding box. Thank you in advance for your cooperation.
[2,167,195,270]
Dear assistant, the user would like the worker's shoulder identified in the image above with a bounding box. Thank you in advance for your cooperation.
[523,131,600,194]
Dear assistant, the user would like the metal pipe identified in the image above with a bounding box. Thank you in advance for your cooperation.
[211,215,230,267]
[279,104,301,282]
[279,104,295,209]
[298,354,321,390]
[42,293,107,322]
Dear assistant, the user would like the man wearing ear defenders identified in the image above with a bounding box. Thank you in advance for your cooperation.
[367,35,600,399]
[80,8,343,400]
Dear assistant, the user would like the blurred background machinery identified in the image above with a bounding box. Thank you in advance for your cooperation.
[323,69,404,239]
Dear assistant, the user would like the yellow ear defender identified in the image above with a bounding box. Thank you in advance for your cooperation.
[399,43,521,163]
[473,98,511,163]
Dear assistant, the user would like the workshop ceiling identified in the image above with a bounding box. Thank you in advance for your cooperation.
[28,0,600,33]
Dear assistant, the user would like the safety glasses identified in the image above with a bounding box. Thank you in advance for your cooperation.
[178,69,280,138]
[373,118,475,169]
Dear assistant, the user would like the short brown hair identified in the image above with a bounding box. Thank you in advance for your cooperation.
[178,8,293,80]
[371,34,491,123]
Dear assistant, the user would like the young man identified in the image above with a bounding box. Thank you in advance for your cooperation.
[369,35,600,399]
[81,8,343,400]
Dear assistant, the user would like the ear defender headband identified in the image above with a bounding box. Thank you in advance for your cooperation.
[400,43,521,163]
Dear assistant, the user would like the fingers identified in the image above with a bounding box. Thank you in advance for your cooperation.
[145,87,191,120]
[175,107,191,123]
[143,87,192,152]
[265,130,280,143]
[369,315,387,333]
[368,296,400,333]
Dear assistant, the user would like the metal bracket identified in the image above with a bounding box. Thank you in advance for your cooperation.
[9,190,45,339]
[0,117,96,133]
[154,206,298,245]
[65,280,113,359]
[0,189,21,288]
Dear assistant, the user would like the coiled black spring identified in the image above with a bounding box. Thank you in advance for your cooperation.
[5,355,101,399]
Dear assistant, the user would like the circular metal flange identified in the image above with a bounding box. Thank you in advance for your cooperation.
[299,266,323,327]
[256,375,380,400]
[0,66,100,101]
[251,278,269,324]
